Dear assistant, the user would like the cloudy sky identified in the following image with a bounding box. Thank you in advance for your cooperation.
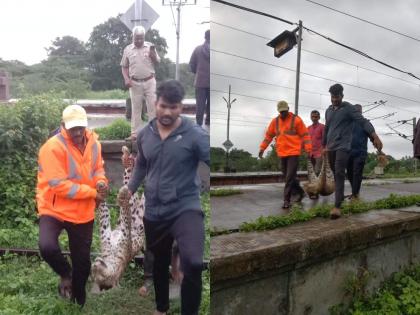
[0,0,209,65]
[211,0,420,159]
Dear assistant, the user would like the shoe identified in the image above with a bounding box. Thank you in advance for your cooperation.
[330,207,341,219]
[282,201,291,209]
[58,276,72,300]
[349,194,359,202]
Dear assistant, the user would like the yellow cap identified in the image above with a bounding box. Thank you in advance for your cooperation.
[62,105,88,129]
[277,100,289,112]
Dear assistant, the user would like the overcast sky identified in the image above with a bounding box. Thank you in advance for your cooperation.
[211,0,420,159]
[0,0,209,65]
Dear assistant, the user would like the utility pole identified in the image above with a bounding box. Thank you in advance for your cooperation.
[414,117,417,174]
[222,85,236,172]
[162,0,197,80]
[294,20,303,115]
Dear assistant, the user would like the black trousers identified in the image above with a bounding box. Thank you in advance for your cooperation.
[38,215,93,306]
[195,87,210,126]
[328,150,350,208]
[144,210,204,315]
[280,155,304,202]
[347,155,366,196]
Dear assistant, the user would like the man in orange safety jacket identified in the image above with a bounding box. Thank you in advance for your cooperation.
[259,100,312,209]
[36,104,108,306]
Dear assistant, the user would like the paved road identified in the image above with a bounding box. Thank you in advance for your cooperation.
[211,179,420,230]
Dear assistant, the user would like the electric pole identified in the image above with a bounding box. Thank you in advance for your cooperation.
[222,85,236,172]
[162,0,197,80]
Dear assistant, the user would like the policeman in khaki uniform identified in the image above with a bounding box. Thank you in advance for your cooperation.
[121,25,160,138]
[259,101,312,209]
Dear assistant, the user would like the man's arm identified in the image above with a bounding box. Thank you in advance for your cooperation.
[189,48,198,73]
[195,128,210,167]
[149,45,160,64]
[121,66,132,88]
[349,106,382,151]
[296,118,312,154]
[259,119,276,158]
[127,140,147,194]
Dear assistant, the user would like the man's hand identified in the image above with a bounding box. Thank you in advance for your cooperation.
[258,150,264,159]
[95,181,108,204]
[149,45,158,62]
[124,78,133,89]
[118,187,132,208]
[371,133,383,152]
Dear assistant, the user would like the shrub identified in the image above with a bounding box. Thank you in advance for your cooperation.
[94,118,131,140]
[0,94,66,227]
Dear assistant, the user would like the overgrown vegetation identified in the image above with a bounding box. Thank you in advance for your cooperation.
[330,265,420,315]
[0,94,65,227]
[210,193,420,235]
[94,118,131,140]
[0,95,209,313]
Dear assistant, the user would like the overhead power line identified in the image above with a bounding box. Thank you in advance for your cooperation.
[211,0,420,81]
[211,0,293,25]
[211,20,419,87]
[211,48,420,111]
[304,0,420,43]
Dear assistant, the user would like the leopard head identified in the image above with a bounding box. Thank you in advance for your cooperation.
[91,256,118,290]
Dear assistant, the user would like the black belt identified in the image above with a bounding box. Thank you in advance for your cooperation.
[131,74,154,82]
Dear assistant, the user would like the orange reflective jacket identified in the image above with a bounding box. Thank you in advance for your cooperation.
[260,112,312,157]
[36,128,107,223]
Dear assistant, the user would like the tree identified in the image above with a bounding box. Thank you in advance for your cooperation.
[46,36,88,68]
[87,16,171,90]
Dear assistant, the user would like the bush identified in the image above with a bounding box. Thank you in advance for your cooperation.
[94,118,131,140]
[0,94,66,227]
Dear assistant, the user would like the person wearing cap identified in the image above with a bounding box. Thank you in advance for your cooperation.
[189,30,210,127]
[121,25,160,138]
[121,80,209,315]
[323,83,383,219]
[259,101,312,209]
[36,104,108,306]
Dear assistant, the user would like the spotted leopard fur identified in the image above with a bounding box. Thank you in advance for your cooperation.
[91,146,145,292]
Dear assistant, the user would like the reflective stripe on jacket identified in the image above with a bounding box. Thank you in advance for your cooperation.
[36,128,107,223]
[260,112,312,157]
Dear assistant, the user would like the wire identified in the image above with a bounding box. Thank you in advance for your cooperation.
[211,19,420,87]
[211,49,420,111]
[304,0,420,43]
[211,0,420,81]
[211,0,294,25]
[211,72,372,104]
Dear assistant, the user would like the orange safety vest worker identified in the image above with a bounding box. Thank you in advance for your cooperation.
[36,128,107,223]
[260,112,312,157]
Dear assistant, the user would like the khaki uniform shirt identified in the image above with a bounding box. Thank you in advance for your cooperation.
[120,42,160,79]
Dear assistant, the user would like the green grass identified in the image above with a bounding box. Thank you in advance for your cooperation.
[0,193,210,314]
[210,193,420,235]
[210,189,243,197]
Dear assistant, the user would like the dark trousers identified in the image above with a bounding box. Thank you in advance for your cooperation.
[347,155,366,196]
[38,215,93,306]
[144,211,204,315]
[328,150,350,208]
[195,87,210,126]
[280,155,304,202]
